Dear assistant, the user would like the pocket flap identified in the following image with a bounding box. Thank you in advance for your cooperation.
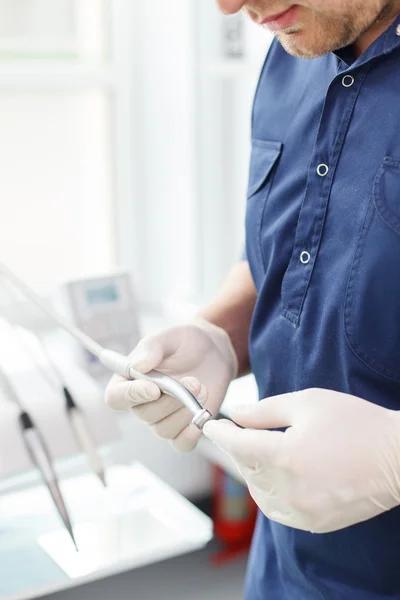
[247,140,282,198]
[373,156,400,235]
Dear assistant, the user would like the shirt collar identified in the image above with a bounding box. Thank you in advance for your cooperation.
[383,11,400,54]
[333,12,400,68]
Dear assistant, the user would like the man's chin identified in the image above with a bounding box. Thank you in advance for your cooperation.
[276,31,337,59]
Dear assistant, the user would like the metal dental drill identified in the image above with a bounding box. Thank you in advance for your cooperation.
[0,262,213,430]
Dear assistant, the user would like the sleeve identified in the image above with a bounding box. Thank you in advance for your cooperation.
[240,40,276,267]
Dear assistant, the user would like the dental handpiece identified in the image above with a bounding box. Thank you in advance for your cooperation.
[99,349,212,429]
[0,263,213,430]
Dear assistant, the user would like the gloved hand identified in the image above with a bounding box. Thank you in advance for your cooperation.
[106,318,238,452]
[203,388,400,533]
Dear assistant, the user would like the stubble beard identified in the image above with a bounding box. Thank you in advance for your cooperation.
[264,1,398,59]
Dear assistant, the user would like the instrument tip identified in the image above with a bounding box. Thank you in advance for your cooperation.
[69,530,79,552]
[98,471,107,487]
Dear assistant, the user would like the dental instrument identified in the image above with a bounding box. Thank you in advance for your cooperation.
[0,368,78,551]
[15,327,107,487]
[0,262,212,430]
[62,386,107,486]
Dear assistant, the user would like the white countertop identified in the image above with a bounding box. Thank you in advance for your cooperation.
[0,463,213,600]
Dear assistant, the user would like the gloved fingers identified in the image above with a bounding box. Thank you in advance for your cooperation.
[151,406,193,440]
[129,375,204,421]
[153,379,208,452]
[129,327,187,373]
[128,337,167,373]
[107,366,204,414]
[230,391,301,429]
[239,460,277,488]
[131,392,183,424]
[171,422,202,453]
[229,467,294,525]
[203,419,284,468]
[150,379,207,439]
[179,376,203,398]
[106,377,161,411]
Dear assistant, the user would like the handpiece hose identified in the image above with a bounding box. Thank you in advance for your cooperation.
[0,262,212,430]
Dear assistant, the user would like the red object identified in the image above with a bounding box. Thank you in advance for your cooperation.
[211,465,257,565]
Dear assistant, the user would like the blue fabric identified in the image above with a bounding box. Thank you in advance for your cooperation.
[245,15,400,600]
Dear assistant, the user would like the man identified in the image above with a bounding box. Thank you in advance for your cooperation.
[106,1,400,598]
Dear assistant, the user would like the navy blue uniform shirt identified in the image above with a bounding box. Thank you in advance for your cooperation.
[244,14,400,600]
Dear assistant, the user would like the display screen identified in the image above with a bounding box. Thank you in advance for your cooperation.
[86,283,119,306]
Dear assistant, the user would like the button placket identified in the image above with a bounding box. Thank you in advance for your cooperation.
[281,68,368,326]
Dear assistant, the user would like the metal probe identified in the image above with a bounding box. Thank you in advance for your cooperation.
[0,369,78,551]
[0,262,212,430]
[15,327,107,487]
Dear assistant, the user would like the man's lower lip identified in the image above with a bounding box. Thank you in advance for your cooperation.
[263,6,299,32]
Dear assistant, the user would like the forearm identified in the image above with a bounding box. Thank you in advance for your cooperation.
[197,261,257,377]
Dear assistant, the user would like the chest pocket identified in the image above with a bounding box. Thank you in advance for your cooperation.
[245,140,282,282]
[345,156,400,382]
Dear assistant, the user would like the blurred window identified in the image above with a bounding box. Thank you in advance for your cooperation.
[0,0,108,62]
[0,0,115,289]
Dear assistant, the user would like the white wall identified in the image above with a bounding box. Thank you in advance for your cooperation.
[124,0,272,306]
[121,0,200,307]
[0,90,114,288]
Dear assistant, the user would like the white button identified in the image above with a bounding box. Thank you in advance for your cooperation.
[317,164,329,177]
[300,251,311,264]
[396,24,400,36]
[342,75,354,88]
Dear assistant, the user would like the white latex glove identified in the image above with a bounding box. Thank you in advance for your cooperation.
[203,388,400,533]
[106,319,238,452]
